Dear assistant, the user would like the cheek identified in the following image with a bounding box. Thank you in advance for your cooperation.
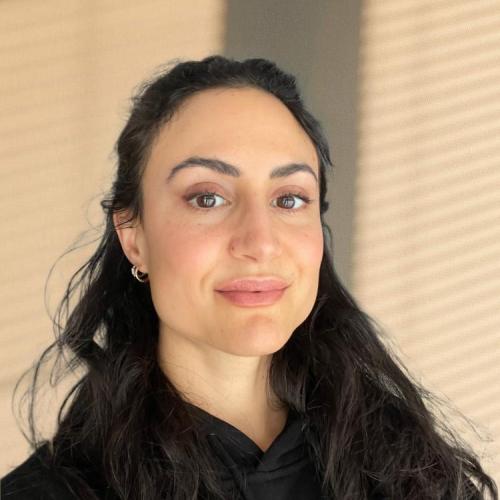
[295,223,324,307]
[146,222,222,325]
[149,222,219,279]
[294,222,324,272]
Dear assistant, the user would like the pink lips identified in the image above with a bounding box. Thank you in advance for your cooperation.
[215,277,289,292]
[215,277,290,307]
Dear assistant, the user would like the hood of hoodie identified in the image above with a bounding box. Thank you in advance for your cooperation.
[185,402,325,500]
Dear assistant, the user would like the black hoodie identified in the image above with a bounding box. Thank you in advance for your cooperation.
[1,404,326,499]
[0,404,481,499]
[189,402,326,499]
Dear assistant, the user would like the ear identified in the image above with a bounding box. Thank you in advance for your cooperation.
[113,210,149,273]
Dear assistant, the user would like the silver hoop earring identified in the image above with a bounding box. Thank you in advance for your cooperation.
[131,265,149,283]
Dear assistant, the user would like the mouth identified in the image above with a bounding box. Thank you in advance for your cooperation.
[215,277,290,293]
[216,287,288,307]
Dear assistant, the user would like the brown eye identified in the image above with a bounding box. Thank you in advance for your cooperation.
[273,193,312,211]
[277,195,295,209]
[185,191,226,210]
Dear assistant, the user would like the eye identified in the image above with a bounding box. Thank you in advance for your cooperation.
[185,191,226,210]
[272,192,313,211]
[185,190,314,213]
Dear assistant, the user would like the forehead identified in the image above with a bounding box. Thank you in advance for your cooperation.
[148,87,319,173]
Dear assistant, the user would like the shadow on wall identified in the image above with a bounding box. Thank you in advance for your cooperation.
[223,0,362,288]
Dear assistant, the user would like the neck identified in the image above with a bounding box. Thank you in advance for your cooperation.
[157,332,288,451]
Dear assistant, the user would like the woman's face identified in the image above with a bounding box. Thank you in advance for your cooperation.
[121,86,323,357]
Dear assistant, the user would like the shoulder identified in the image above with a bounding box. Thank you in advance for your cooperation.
[1,444,77,499]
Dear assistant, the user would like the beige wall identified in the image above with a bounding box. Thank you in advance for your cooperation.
[1,0,498,487]
[355,0,500,482]
[0,0,226,474]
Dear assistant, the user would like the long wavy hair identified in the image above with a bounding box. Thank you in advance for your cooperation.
[12,55,497,499]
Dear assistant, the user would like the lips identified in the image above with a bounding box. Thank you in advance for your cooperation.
[215,277,289,292]
[215,277,290,307]
[216,288,287,306]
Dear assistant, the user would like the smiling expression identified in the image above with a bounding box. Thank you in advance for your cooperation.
[119,86,324,357]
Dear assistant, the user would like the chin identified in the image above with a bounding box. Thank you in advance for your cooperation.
[222,330,292,357]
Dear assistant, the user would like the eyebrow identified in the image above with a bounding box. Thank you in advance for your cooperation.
[166,156,318,184]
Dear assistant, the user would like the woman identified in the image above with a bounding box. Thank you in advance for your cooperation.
[2,56,497,499]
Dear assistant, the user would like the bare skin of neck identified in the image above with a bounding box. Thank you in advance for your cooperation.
[190,390,289,453]
[158,344,289,452]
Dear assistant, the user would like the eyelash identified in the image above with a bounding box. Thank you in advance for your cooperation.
[185,191,313,213]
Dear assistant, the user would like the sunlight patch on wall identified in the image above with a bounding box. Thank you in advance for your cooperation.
[355,0,500,480]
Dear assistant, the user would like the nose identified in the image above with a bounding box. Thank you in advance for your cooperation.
[229,200,282,261]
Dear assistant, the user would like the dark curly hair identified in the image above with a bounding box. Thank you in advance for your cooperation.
[12,55,498,499]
